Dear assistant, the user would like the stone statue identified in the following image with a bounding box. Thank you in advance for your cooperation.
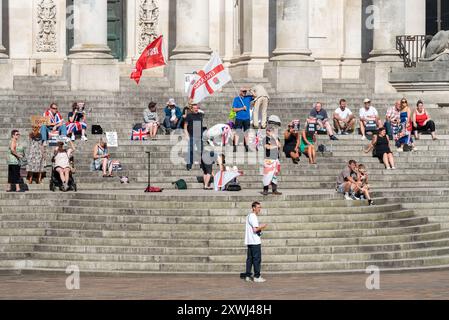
[422,30,449,62]
[138,0,159,53]
[36,0,57,52]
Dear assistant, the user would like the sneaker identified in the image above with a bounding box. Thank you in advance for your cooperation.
[186,164,192,171]
[273,191,283,195]
[253,277,266,283]
[386,167,391,170]
[330,135,339,141]
[81,136,88,141]
[71,134,75,141]
[391,167,396,170]
[245,277,253,282]
[350,193,360,200]
[262,190,269,196]
[342,131,349,135]
[344,193,353,201]
[361,136,366,141]
[368,200,375,206]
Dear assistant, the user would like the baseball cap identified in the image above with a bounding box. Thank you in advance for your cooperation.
[363,98,371,103]
[167,98,176,106]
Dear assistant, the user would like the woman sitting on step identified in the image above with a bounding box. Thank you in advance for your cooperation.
[91,138,114,177]
[364,127,396,170]
[412,100,437,141]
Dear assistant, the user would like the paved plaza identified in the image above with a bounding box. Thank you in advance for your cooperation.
[1,270,449,300]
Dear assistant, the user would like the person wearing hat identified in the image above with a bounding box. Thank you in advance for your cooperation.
[359,98,382,140]
[163,98,182,134]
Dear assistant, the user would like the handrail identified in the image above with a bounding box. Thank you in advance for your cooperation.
[396,35,428,68]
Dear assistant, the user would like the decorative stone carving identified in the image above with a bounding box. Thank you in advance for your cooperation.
[422,30,449,62]
[138,0,159,53]
[36,0,57,52]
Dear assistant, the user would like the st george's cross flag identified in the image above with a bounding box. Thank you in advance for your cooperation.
[130,35,166,84]
[187,52,232,104]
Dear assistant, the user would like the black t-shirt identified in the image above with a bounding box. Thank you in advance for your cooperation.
[68,112,83,123]
[265,136,280,160]
[185,112,204,136]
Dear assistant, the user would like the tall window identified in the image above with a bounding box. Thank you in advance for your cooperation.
[426,0,449,35]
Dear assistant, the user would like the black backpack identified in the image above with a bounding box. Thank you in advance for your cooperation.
[173,179,187,190]
[226,182,241,192]
[92,125,103,135]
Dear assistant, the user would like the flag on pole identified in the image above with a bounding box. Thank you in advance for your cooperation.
[187,52,232,104]
[130,35,166,84]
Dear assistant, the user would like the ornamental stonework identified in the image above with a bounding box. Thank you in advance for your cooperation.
[36,0,57,52]
[138,0,160,53]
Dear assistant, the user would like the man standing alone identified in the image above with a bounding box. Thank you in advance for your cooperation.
[250,85,270,129]
[242,201,267,283]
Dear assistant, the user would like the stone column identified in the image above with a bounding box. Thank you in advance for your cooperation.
[265,0,322,92]
[229,0,269,79]
[361,0,406,93]
[68,0,119,91]
[342,0,363,79]
[368,0,405,62]
[0,0,7,58]
[168,0,212,92]
[69,0,111,58]
[0,0,13,89]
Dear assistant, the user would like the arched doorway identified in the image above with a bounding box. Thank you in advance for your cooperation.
[426,0,449,35]
[66,0,126,61]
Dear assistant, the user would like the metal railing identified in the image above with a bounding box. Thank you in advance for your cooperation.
[396,35,429,68]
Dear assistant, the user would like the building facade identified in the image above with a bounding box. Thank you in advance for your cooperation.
[0,0,445,93]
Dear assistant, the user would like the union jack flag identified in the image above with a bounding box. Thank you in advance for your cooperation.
[131,128,148,141]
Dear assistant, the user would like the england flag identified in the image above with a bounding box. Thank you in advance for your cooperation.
[187,52,232,104]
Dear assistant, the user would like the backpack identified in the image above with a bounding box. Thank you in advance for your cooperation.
[226,182,241,192]
[173,179,187,190]
[403,144,413,152]
[92,125,103,135]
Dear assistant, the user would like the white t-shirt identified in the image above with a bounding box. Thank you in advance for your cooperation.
[245,213,261,245]
[334,107,353,120]
[359,106,378,120]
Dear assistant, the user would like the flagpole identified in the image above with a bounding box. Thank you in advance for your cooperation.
[230,78,248,109]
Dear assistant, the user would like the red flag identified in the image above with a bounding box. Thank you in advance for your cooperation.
[130,35,166,84]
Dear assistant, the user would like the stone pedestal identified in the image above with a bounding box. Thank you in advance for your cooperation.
[36,59,65,77]
[68,58,120,92]
[389,60,449,92]
[0,60,13,90]
[265,60,322,93]
[360,61,402,93]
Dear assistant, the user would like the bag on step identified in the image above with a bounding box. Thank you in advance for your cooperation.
[226,182,241,192]
[173,179,187,190]
[92,125,103,135]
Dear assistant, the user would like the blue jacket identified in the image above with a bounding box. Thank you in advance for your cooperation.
[164,106,182,119]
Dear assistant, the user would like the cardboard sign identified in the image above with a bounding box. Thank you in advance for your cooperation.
[184,73,196,94]
[31,115,50,127]
[105,131,118,147]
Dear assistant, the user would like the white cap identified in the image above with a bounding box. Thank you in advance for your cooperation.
[363,98,371,103]
[167,98,176,106]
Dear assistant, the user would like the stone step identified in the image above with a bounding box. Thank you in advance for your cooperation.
[3,253,449,273]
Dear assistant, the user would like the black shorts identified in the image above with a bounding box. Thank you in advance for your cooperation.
[201,163,213,175]
[234,119,251,131]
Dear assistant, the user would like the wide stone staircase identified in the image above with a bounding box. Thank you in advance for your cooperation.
[0,77,449,274]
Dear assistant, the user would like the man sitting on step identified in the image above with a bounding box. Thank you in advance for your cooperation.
[40,103,68,142]
[336,160,373,205]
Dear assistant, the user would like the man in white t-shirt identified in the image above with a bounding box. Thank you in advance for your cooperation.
[333,99,356,135]
[359,98,382,140]
[242,201,267,283]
